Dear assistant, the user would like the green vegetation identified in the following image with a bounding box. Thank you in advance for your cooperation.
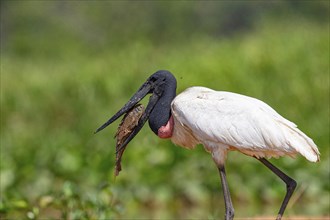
[1,1,329,219]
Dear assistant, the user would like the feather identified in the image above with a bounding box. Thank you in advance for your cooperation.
[171,87,320,164]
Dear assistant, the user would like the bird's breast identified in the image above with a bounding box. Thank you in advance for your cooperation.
[170,111,200,149]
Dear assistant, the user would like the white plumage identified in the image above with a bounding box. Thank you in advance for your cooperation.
[171,86,320,166]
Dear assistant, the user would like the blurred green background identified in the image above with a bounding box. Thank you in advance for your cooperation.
[1,1,329,219]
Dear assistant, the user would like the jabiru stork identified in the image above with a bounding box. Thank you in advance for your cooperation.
[95,70,320,220]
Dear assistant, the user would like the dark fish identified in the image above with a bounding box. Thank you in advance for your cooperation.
[114,104,144,176]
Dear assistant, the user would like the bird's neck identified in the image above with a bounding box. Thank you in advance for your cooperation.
[148,78,177,135]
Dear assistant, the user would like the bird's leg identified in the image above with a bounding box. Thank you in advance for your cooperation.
[257,158,297,220]
[218,165,234,220]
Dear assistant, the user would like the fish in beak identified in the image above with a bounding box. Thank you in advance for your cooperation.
[114,104,145,176]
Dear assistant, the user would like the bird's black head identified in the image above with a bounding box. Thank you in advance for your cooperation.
[95,70,177,150]
[146,70,177,134]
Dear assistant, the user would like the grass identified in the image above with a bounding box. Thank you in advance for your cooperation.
[1,5,329,219]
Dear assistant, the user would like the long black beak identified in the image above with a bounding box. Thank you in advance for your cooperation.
[94,79,163,151]
[95,81,151,134]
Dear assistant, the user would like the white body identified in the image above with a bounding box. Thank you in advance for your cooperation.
[170,87,320,166]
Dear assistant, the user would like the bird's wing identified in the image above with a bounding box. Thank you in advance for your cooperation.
[172,87,319,162]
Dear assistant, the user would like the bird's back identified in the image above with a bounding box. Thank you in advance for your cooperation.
[171,87,320,162]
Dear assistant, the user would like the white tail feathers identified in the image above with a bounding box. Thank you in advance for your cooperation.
[285,125,320,162]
